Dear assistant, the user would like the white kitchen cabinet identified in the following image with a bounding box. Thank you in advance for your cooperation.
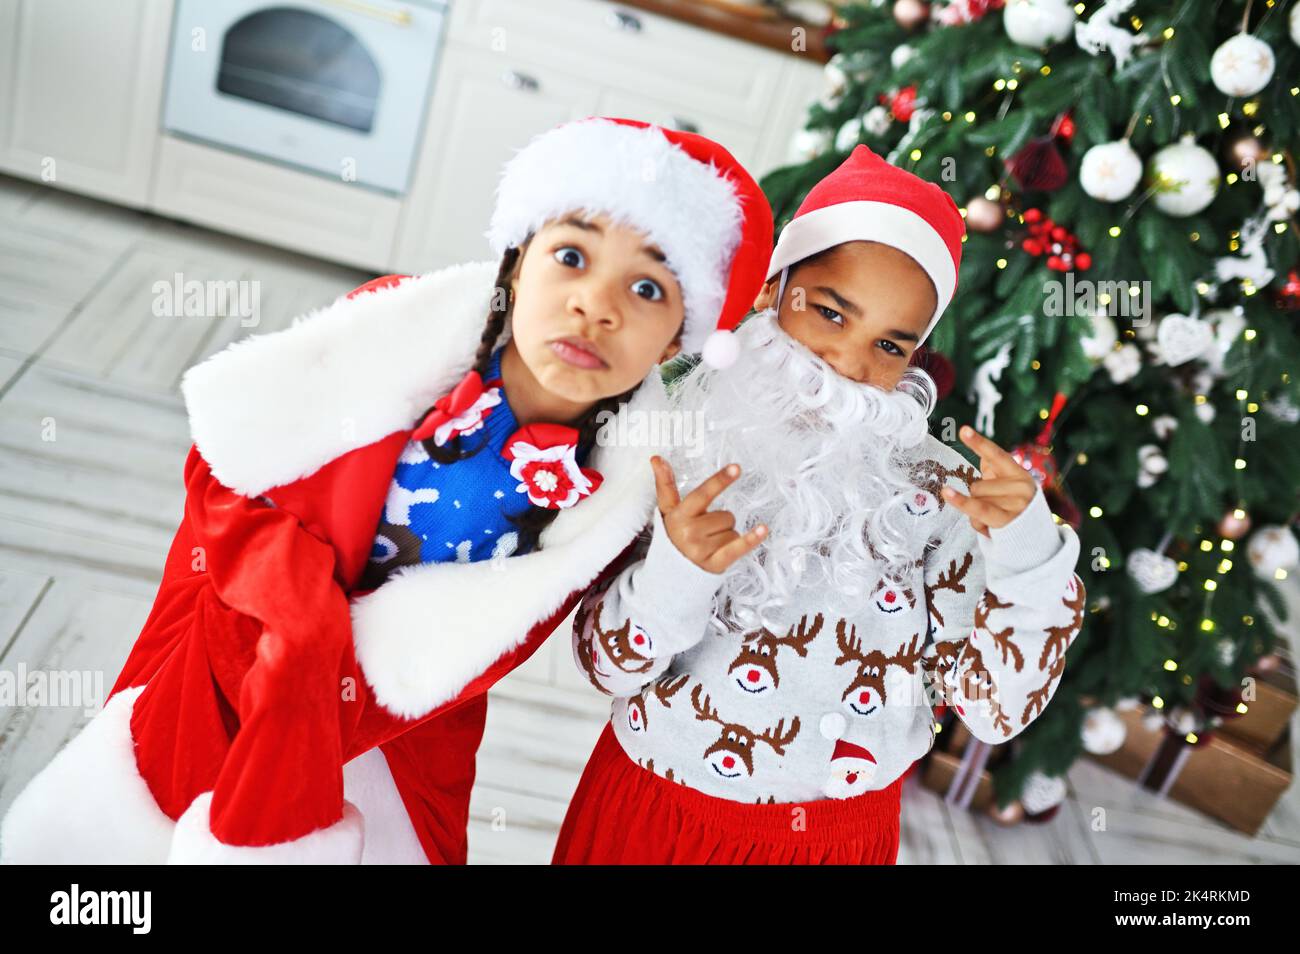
[151,133,403,273]
[390,45,601,273]
[0,0,173,207]
[392,0,824,274]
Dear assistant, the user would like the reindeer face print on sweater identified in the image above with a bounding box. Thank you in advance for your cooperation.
[726,613,822,695]
[834,621,927,718]
[690,684,801,779]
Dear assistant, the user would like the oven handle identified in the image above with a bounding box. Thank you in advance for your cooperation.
[320,0,413,27]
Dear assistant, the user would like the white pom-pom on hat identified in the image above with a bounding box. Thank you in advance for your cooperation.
[701,328,740,369]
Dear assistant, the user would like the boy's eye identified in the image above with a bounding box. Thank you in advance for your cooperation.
[632,278,664,302]
[554,246,585,268]
[879,339,905,357]
[815,305,844,326]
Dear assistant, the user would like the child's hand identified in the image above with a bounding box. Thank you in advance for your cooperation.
[651,456,767,574]
[941,425,1039,539]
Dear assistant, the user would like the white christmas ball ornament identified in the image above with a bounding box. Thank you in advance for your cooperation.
[1080,140,1144,202]
[1147,138,1220,217]
[1082,708,1127,755]
[891,44,918,70]
[701,329,739,369]
[1020,771,1068,814]
[1247,526,1300,579]
[1081,310,1118,362]
[1003,0,1076,47]
[1291,5,1300,47]
[835,116,863,152]
[863,105,892,136]
[821,57,848,108]
[790,128,832,162]
[1210,33,1275,98]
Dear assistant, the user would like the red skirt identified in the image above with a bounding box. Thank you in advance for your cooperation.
[552,722,903,865]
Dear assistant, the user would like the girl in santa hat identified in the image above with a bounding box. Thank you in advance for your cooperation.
[0,117,774,864]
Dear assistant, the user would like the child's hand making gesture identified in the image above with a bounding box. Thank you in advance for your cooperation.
[650,456,767,574]
[941,425,1040,538]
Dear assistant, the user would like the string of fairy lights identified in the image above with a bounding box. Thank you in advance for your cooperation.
[883,0,1297,737]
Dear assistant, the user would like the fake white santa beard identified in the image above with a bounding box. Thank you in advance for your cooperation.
[666,307,938,633]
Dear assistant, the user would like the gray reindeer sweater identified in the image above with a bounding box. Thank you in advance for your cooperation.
[571,434,1087,804]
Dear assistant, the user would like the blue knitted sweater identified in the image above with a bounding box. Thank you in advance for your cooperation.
[357,345,592,591]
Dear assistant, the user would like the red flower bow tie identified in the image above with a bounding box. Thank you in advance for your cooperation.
[502,422,603,510]
[412,368,503,445]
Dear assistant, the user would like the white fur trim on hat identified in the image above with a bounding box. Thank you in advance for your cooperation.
[767,200,958,345]
[485,118,744,355]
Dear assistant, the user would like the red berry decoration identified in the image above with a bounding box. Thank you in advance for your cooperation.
[1018,206,1091,272]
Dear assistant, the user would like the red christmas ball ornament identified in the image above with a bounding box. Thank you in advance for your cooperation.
[1005,137,1070,192]
[1012,441,1060,487]
[1052,111,1076,143]
[886,85,918,122]
[1008,393,1080,528]
[1272,269,1300,311]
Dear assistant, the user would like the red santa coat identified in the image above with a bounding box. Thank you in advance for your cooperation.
[0,260,669,864]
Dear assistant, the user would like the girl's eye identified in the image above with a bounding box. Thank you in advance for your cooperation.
[879,339,905,357]
[631,278,664,302]
[815,305,844,326]
[554,246,585,268]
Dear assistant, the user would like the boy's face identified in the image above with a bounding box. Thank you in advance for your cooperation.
[754,241,937,391]
[509,211,684,404]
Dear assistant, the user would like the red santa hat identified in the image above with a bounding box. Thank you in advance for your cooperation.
[830,738,878,764]
[765,144,966,350]
[486,116,773,368]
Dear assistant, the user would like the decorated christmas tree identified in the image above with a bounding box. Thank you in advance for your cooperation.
[758,0,1300,814]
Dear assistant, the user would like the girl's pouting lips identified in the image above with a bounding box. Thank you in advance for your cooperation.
[550,336,608,370]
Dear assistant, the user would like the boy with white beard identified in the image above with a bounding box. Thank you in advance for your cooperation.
[553,145,1086,865]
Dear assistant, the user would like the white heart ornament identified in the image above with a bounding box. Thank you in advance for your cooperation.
[1156,314,1214,366]
[1127,548,1179,594]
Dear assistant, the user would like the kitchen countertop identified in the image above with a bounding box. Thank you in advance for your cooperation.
[604,0,833,63]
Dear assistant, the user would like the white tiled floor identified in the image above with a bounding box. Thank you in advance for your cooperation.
[1,173,1297,864]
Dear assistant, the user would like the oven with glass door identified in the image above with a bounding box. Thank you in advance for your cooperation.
[162,0,447,195]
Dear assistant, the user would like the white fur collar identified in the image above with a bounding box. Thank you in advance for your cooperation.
[181,260,508,499]
[181,259,672,721]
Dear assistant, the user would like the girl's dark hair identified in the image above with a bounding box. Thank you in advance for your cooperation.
[416,238,681,554]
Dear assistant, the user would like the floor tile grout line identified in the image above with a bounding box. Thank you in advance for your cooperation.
[0,242,142,405]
